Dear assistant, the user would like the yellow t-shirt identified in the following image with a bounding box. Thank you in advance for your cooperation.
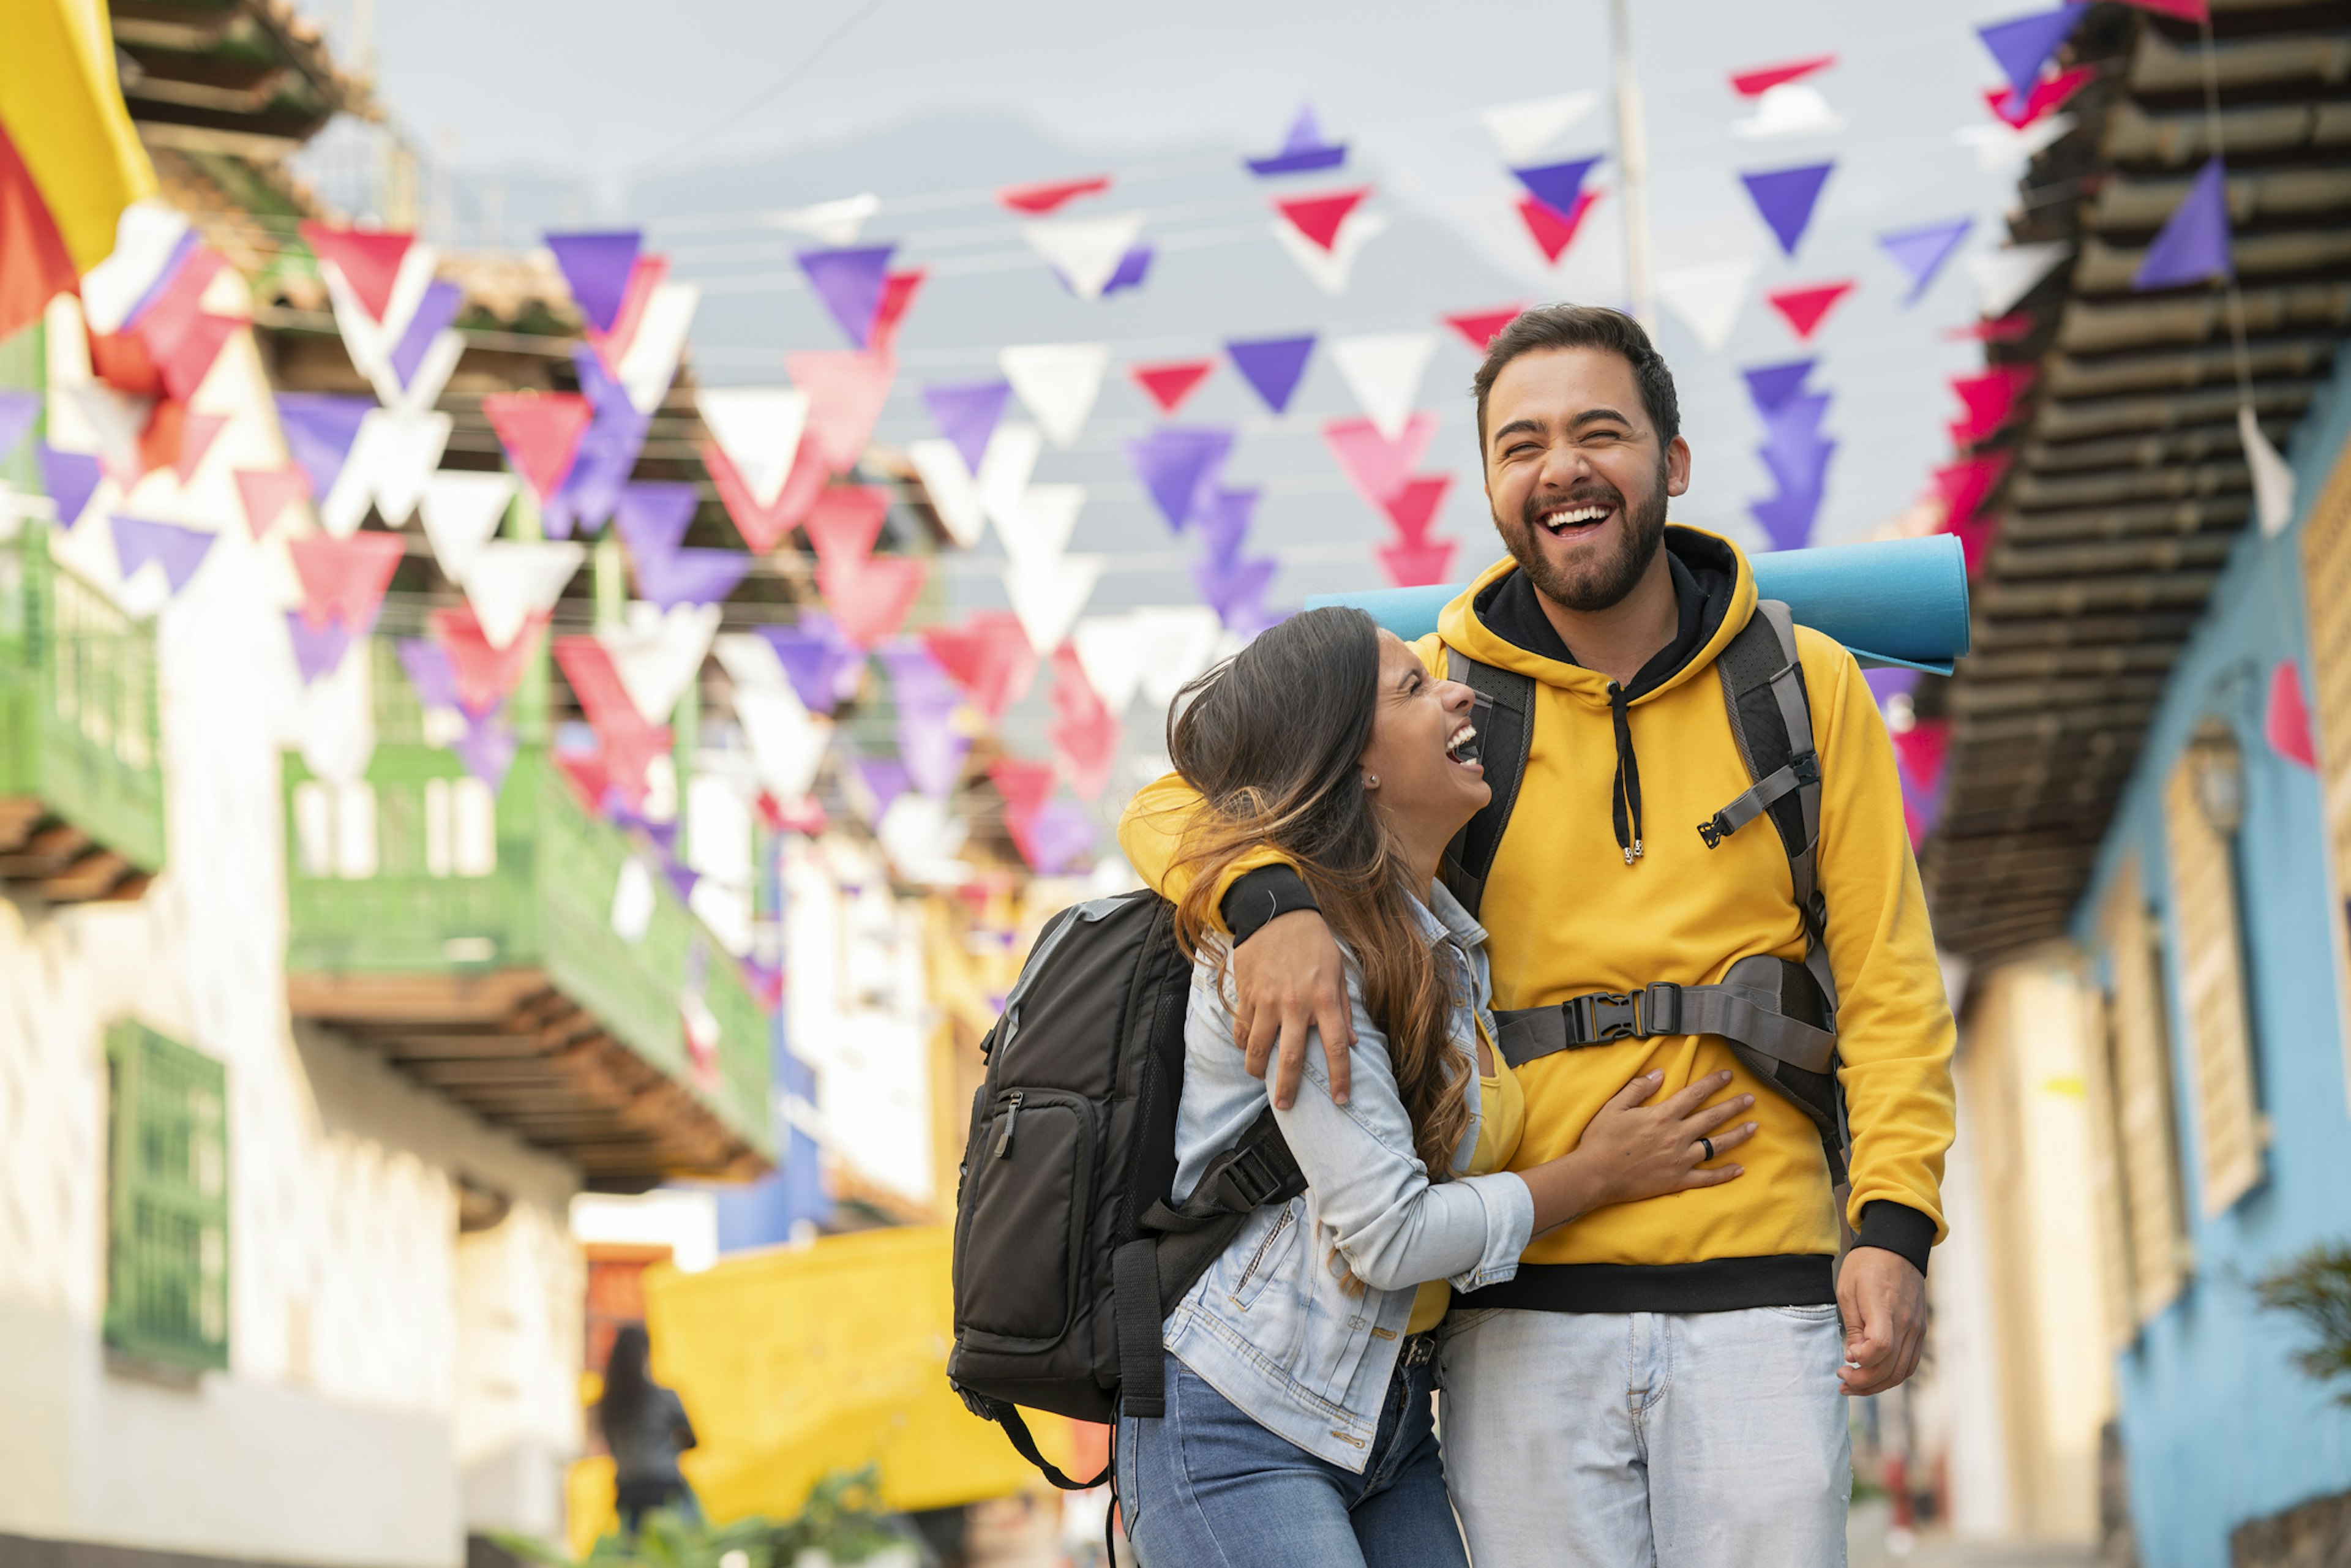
[1407,1018,1525,1333]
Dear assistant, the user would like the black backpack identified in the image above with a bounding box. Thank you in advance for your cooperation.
[946,890,1303,1488]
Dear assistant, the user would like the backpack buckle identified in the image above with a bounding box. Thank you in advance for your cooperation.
[1566,992,1640,1044]
[1641,981,1682,1037]
[1215,1142,1295,1209]
[1697,815,1730,849]
[1791,751,1821,786]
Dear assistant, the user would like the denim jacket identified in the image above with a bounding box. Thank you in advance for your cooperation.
[1161,880,1535,1471]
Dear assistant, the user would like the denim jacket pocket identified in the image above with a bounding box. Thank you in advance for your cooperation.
[1220,1198,1303,1314]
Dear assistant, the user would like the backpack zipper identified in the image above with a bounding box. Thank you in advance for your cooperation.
[992,1090,1024,1158]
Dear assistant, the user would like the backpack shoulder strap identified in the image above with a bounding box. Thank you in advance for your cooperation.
[1441,649,1536,919]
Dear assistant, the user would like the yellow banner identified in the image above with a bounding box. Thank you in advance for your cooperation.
[0,0,157,271]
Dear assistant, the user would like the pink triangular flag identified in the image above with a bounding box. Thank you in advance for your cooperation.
[1518,191,1600,264]
[289,531,405,629]
[234,466,310,539]
[1131,360,1216,416]
[786,349,897,475]
[706,441,825,553]
[2267,659,2317,770]
[803,484,891,569]
[172,411,230,484]
[1376,536,1458,588]
[1443,307,1523,352]
[920,612,1037,722]
[1274,189,1371,253]
[1324,414,1438,509]
[999,176,1112,215]
[1381,474,1453,543]
[298,223,413,321]
[989,758,1057,827]
[1764,281,1854,340]
[816,553,928,648]
[481,391,593,503]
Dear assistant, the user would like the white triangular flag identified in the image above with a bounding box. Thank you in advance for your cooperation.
[58,384,151,469]
[1001,343,1111,448]
[713,631,787,690]
[597,600,722,726]
[733,683,833,801]
[997,484,1084,568]
[1073,614,1146,715]
[388,329,465,417]
[977,421,1044,529]
[1479,92,1598,163]
[1656,258,1758,354]
[462,539,583,648]
[323,408,452,535]
[321,241,440,397]
[1955,113,2074,177]
[1006,553,1104,653]
[2241,405,2297,538]
[1733,83,1845,139]
[1329,332,1438,441]
[620,281,699,415]
[296,640,375,788]
[1021,214,1146,301]
[1131,607,1227,710]
[877,792,971,887]
[763,193,882,247]
[419,471,516,585]
[1272,209,1389,296]
[80,203,196,335]
[1966,241,2071,318]
[697,388,809,509]
[907,438,988,548]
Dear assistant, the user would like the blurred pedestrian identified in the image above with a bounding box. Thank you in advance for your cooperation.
[598,1323,699,1534]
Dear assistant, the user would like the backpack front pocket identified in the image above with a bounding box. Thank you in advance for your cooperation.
[953,1088,1096,1346]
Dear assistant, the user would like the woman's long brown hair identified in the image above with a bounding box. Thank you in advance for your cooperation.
[1164,607,1469,1180]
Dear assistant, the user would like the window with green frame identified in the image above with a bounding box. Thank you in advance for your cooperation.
[104,1022,228,1371]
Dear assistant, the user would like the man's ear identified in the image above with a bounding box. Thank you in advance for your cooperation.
[1664,434,1693,500]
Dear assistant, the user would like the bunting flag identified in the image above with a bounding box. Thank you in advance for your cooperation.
[541,373,650,541]
[553,635,670,804]
[1733,84,1845,140]
[299,222,412,320]
[1324,414,1438,509]
[1946,313,2033,344]
[1382,474,1453,541]
[1376,537,1458,588]
[462,539,584,649]
[977,422,1044,530]
[78,208,192,339]
[1764,282,1854,340]
[1730,54,1836,96]
[1000,343,1111,448]
[289,531,404,629]
[1878,218,1973,304]
[1224,335,1316,413]
[707,440,825,552]
[765,192,880,244]
[2134,159,2232,290]
[546,231,642,333]
[2241,405,2297,538]
[921,611,1038,721]
[998,175,1111,216]
[720,671,832,803]
[1193,552,1279,630]
[1101,246,1153,295]
[870,268,924,350]
[1519,189,1602,265]
[1048,645,1121,798]
[786,348,897,473]
[168,410,227,484]
[613,274,700,416]
[1131,359,1215,416]
[396,636,464,717]
[231,465,307,541]
[454,707,518,793]
[997,482,1086,565]
[1005,553,1104,653]
[1129,607,1228,708]
[1273,206,1388,294]
[598,600,722,726]
[1330,332,1438,441]
[109,515,214,597]
[755,613,866,711]
[1127,427,1235,531]
[1933,451,2013,531]
[906,439,988,549]
[582,251,664,372]
[322,408,452,535]
[418,470,516,584]
[1948,364,2038,445]
[879,642,971,798]
[922,380,1013,474]
[803,484,892,571]
[286,609,366,685]
[0,389,37,462]
[1976,7,2085,103]
[384,280,464,403]
[1749,489,1826,555]
[989,757,1057,827]
[797,244,895,347]
[2266,660,2317,770]
[1023,214,1146,300]
[1480,93,1597,163]
[1072,616,1146,714]
[1967,241,2071,317]
[1014,800,1099,877]
[1955,112,2075,177]
[696,388,809,509]
[612,477,694,555]
[1986,66,2092,128]
[1444,307,1523,353]
[429,605,541,715]
[616,484,754,609]
[481,391,593,504]
[275,392,373,503]
[1194,485,1259,565]
[1739,163,1834,256]
[817,553,928,648]
[1247,105,1348,177]
[852,758,910,824]
[1656,259,1758,353]
[1509,157,1603,219]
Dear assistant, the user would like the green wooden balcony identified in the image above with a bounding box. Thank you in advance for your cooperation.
[0,522,167,901]
[282,719,773,1186]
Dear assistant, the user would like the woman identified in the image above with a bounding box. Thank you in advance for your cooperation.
[1117,608,1758,1567]
[597,1323,699,1534]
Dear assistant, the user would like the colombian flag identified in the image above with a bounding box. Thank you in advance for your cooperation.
[0,0,157,338]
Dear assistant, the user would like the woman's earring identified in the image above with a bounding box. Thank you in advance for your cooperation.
[1365,773,1380,788]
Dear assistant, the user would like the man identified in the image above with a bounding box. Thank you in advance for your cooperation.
[1119,305,1954,1566]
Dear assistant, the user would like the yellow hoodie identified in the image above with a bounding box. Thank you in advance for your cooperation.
[1120,528,1955,1311]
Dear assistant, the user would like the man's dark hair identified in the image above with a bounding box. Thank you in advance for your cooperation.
[1472,304,1681,452]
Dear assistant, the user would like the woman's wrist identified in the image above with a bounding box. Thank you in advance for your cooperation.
[1520,1150,1608,1236]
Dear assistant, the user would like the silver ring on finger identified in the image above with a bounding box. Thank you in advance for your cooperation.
[1698,1136,1714,1162]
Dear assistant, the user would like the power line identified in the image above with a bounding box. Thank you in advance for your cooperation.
[627,0,893,179]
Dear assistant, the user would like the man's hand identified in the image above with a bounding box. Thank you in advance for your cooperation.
[1232,909,1353,1107]
[1836,1245,1926,1396]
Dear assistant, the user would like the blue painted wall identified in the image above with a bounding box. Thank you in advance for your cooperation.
[2068,355,2351,1568]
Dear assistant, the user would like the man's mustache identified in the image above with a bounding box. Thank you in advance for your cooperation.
[1518,484,1625,528]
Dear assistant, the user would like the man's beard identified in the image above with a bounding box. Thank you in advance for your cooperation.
[1496,465,1669,613]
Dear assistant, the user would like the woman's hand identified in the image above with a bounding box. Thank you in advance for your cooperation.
[1517,1068,1758,1235]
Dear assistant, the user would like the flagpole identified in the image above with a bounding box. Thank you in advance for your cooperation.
[1610,0,1658,335]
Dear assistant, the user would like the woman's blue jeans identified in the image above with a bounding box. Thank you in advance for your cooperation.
[1116,1342,1468,1568]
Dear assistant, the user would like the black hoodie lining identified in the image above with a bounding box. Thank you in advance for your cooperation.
[1472,527,1738,700]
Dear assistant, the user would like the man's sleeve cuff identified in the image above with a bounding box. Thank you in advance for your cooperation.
[1853,1201,1935,1277]
[1221,865,1319,943]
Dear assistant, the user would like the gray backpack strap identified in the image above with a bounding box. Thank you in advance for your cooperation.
[1439,649,1536,920]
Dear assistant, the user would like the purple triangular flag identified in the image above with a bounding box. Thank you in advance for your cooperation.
[854,757,910,822]
[2134,158,2233,291]
[274,393,374,501]
[923,381,1013,475]
[798,245,896,349]
[110,516,215,596]
[898,710,971,798]
[639,548,751,611]
[1760,437,1836,500]
[1749,488,1825,554]
[1195,486,1260,566]
[0,390,38,462]
[454,708,518,792]
[1126,428,1236,531]
[1020,798,1099,876]
[389,280,464,388]
[1877,219,1973,306]
[287,610,359,684]
[546,231,642,333]
[1510,157,1604,218]
[663,858,700,903]
[1225,336,1315,413]
[1247,105,1348,176]
[37,444,102,527]
[397,637,464,713]
[1101,245,1154,294]
[572,341,629,417]
[613,479,700,560]
[877,638,964,720]
[544,389,651,540]
[1193,554,1278,628]
[1740,163,1835,257]
[1741,361,1815,416]
[1763,390,1831,445]
[1976,7,2085,99]
[1866,666,1922,708]
[758,615,864,712]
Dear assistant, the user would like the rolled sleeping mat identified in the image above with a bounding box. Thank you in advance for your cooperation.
[1301,532,1970,675]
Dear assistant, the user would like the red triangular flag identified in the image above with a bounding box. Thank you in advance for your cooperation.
[481,391,593,503]
[1892,717,1951,796]
[921,612,1038,722]
[869,268,924,351]
[1275,189,1371,253]
[705,441,825,553]
[0,122,80,342]
[999,176,1112,215]
[135,400,186,483]
[803,484,891,569]
[1985,66,2093,127]
[1943,313,2034,343]
[1131,359,1216,416]
[235,466,310,539]
[587,255,668,373]
[1052,706,1122,800]
[556,749,613,813]
[1764,281,1855,340]
[1730,53,1837,97]
[1381,475,1453,543]
[430,605,545,715]
[298,222,413,321]
[1948,364,2038,445]
[989,758,1057,827]
[2267,659,2317,770]
[151,312,240,403]
[171,411,230,484]
[88,322,164,397]
[1442,307,1523,353]
[1376,536,1458,588]
[815,553,928,648]
[1933,451,2013,530]
[290,531,405,629]
[1517,190,1600,264]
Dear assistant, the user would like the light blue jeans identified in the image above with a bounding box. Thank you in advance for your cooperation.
[1438,1304,1853,1567]
[1117,1345,1468,1568]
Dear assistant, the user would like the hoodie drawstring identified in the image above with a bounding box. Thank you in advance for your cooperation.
[1608,681,1644,866]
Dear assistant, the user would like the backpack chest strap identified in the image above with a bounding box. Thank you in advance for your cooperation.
[1492,955,1835,1076]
